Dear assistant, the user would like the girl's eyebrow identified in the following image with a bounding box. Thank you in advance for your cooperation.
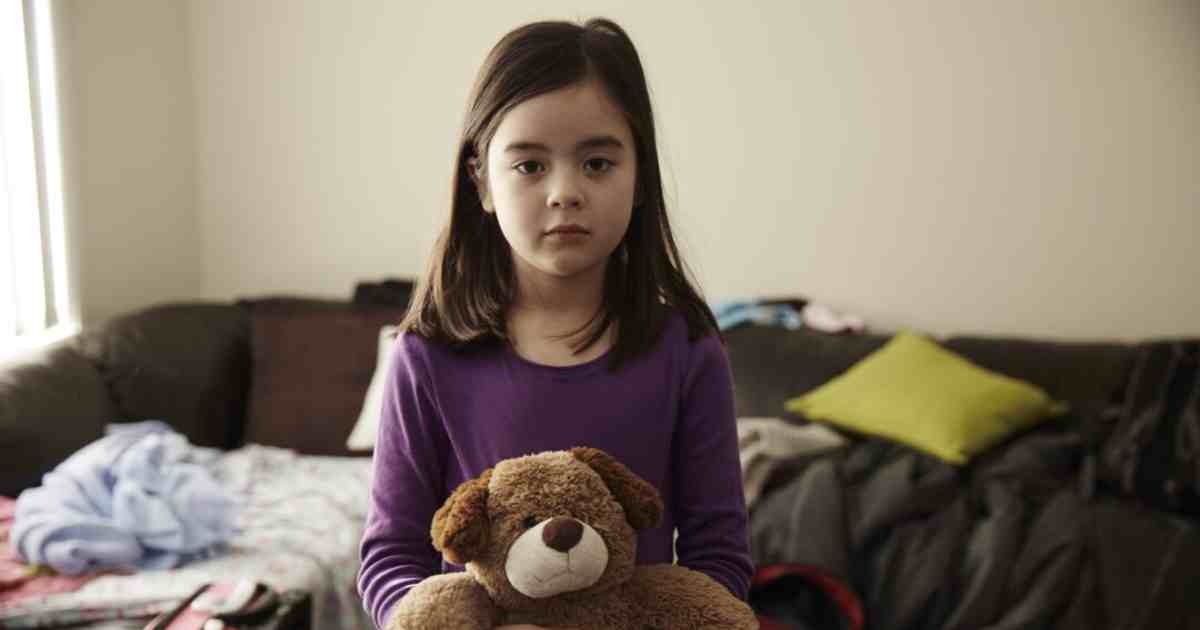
[503,135,625,154]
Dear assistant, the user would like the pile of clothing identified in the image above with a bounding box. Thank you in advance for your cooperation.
[11,420,237,577]
[712,299,865,335]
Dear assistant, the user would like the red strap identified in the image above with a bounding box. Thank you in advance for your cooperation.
[752,563,865,630]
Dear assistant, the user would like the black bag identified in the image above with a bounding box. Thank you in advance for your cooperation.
[750,564,864,630]
[1099,340,1200,516]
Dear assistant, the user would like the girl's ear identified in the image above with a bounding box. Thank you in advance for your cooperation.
[570,447,663,530]
[431,468,493,564]
[466,157,493,213]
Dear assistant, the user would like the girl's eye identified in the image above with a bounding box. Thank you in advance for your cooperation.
[522,516,539,529]
[514,161,544,175]
[584,158,613,174]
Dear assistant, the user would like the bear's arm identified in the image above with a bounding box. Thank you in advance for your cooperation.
[386,572,502,630]
[625,564,757,630]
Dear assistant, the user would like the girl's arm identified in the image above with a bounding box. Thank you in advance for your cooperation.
[358,334,451,628]
[672,333,755,600]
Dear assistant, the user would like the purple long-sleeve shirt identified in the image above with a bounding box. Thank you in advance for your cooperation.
[357,311,753,628]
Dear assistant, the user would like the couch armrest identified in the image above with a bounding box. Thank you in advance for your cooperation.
[0,343,116,497]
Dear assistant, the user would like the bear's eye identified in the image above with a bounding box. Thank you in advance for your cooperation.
[522,516,539,529]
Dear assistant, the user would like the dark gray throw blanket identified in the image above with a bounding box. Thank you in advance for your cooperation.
[750,417,1200,630]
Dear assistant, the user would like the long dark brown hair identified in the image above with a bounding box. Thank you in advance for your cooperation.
[400,17,719,371]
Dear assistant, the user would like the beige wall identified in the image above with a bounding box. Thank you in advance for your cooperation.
[65,1,1200,340]
[61,0,202,327]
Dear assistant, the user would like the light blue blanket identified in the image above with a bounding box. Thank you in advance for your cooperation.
[711,300,804,331]
[12,420,237,575]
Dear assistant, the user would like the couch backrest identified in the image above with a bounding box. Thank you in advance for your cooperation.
[0,343,117,497]
[74,302,253,450]
[723,325,1138,421]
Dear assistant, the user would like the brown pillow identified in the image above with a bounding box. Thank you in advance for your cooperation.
[244,305,404,456]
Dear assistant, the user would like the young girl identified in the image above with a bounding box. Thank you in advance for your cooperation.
[358,17,752,629]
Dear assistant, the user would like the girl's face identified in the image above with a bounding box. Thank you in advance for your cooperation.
[472,80,638,291]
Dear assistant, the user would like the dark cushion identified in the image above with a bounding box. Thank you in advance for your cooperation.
[235,295,357,313]
[0,344,116,497]
[75,303,251,449]
[352,278,415,308]
[942,336,1136,412]
[723,326,890,419]
[243,304,405,456]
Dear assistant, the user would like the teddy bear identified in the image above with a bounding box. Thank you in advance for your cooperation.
[386,446,758,630]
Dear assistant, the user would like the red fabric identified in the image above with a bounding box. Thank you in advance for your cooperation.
[0,496,112,606]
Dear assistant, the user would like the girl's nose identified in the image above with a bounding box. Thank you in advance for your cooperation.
[546,175,584,210]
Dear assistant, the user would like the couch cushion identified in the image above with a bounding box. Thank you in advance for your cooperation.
[723,325,889,419]
[243,304,405,456]
[943,336,1136,412]
[0,344,116,497]
[74,303,250,449]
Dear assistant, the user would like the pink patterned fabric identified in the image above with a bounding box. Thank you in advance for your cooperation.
[0,495,113,607]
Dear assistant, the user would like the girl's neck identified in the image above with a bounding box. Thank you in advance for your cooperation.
[510,262,605,327]
[507,261,610,352]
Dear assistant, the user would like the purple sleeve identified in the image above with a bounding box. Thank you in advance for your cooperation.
[672,333,755,600]
[357,334,449,628]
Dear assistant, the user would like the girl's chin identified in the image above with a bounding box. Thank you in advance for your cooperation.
[533,258,607,280]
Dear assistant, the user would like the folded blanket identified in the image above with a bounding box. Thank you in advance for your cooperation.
[738,417,848,510]
[12,421,237,575]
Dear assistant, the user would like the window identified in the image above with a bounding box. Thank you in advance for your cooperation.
[1,0,75,360]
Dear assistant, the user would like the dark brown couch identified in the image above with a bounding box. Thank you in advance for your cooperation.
[1,280,415,499]
[2,284,1197,628]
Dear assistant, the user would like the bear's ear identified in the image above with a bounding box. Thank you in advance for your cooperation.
[431,468,493,564]
[570,447,663,530]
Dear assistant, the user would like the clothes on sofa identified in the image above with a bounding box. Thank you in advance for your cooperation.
[799,303,865,335]
[750,419,1200,630]
[737,417,848,511]
[3,445,372,629]
[11,421,237,576]
[712,299,866,335]
[1099,340,1200,517]
[713,301,805,331]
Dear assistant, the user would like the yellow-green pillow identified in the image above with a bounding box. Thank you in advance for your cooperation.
[784,331,1068,464]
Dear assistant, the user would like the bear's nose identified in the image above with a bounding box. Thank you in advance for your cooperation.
[541,517,583,552]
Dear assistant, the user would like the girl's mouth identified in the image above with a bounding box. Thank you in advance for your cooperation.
[546,224,589,235]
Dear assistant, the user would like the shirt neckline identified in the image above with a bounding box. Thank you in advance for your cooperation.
[503,341,612,379]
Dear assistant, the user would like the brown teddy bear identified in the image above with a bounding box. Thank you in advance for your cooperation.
[386,447,758,630]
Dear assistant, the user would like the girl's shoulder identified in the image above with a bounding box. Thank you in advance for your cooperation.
[392,328,502,374]
[657,306,725,363]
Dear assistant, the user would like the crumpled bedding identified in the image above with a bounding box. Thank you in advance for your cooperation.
[2,444,373,629]
[12,421,236,575]
[750,415,1200,630]
[738,417,847,510]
